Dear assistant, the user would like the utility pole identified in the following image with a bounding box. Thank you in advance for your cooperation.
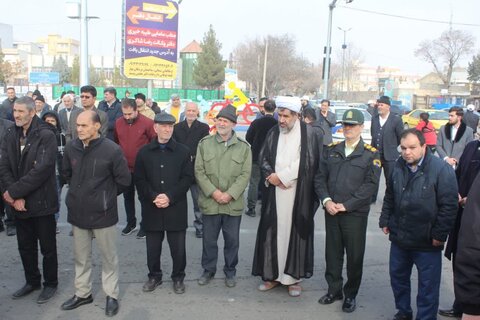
[322,0,353,99]
[261,37,268,98]
[338,27,351,93]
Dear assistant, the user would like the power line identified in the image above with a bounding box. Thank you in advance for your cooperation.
[339,5,480,27]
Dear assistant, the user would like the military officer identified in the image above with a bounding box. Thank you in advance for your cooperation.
[315,108,381,313]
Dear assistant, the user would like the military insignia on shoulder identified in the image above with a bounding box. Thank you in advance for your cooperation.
[364,143,377,152]
[373,159,382,168]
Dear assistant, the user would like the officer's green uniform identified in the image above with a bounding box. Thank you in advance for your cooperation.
[314,109,381,299]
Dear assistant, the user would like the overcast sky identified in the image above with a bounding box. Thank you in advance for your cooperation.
[1,0,479,76]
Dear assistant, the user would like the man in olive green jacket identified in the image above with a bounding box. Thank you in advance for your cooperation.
[194,105,252,288]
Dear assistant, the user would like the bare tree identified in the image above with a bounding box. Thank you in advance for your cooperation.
[415,29,475,89]
[234,34,317,97]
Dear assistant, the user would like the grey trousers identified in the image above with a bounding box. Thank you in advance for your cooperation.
[72,225,119,299]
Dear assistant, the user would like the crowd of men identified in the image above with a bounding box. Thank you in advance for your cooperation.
[0,87,479,320]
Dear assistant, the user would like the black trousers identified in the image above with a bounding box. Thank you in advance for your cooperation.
[16,214,58,287]
[0,198,15,226]
[124,172,141,228]
[324,213,368,298]
[146,230,186,281]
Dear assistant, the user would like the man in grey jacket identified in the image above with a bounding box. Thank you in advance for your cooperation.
[436,106,474,168]
[314,99,336,145]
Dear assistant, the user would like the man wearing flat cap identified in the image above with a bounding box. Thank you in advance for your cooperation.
[134,112,193,294]
[195,104,251,288]
[252,96,321,297]
[315,108,381,312]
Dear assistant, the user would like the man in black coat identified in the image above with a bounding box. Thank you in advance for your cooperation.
[370,96,403,186]
[0,117,15,235]
[173,102,209,238]
[98,87,123,141]
[440,139,480,318]
[315,109,381,313]
[61,110,131,317]
[0,96,59,304]
[135,113,193,294]
[245,99,277,217]
[454,172,480,319]
[379,129,458,320]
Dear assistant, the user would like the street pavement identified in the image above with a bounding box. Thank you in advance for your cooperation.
[0,175,456,320]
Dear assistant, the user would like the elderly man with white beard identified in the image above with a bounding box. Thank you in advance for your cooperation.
[252,96,322,297]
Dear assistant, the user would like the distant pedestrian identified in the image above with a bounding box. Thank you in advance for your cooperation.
[463,104,479,134]
[415,112,437,153]
[98,87,123,141]
[135,93,155,120]
[173,102,210,237]
[436,106,474,169]
[245,99,277,217]
[114,98,156,239]
[313,99,336,145]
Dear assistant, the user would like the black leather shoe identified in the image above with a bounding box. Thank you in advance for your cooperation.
[37,286,57,304]
[318,292,343,305]
[105,296,119,317]
[245,209,255,217]
[392,312,413,320]
[61,295,93,310]
[342,297,356,313]
[6,225,16,236]
[173,280,185,294]
[438,308,462,318]
[12,283,40,299]
[142,278,162,292]
[198,271,214,285]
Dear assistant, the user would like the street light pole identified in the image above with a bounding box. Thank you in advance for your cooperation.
[68,0,98,87]
[322,0,353,99]
[338,27,351,93]
[322,0,336,100]
[80,0,89,87]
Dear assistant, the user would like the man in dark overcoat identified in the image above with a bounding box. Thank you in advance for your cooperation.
[135,113,193,294]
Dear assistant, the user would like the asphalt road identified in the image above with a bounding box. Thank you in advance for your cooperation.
[0,170,455,320]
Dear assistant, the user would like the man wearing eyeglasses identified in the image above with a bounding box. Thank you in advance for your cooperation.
[66,86,108,142]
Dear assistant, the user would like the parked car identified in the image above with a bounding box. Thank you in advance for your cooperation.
[402,109,449,131]
[330,107,372,144]
[391,104,411,115]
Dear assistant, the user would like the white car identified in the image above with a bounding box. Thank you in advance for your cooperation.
[330,107,372,144]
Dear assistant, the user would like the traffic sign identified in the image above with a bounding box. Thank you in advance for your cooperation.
[122,0,179,80]
[29,72,60,84]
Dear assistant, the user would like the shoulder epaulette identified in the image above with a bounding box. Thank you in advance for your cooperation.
[364,143,378,152]
[237,136,251,147]
[199,134,213,143]
[327,141,340,148]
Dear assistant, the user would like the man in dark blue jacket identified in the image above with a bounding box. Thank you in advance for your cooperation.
[98,87,123,141]
[379,129,458,320]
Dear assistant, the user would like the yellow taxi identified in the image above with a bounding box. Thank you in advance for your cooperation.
[402,109,449,130]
